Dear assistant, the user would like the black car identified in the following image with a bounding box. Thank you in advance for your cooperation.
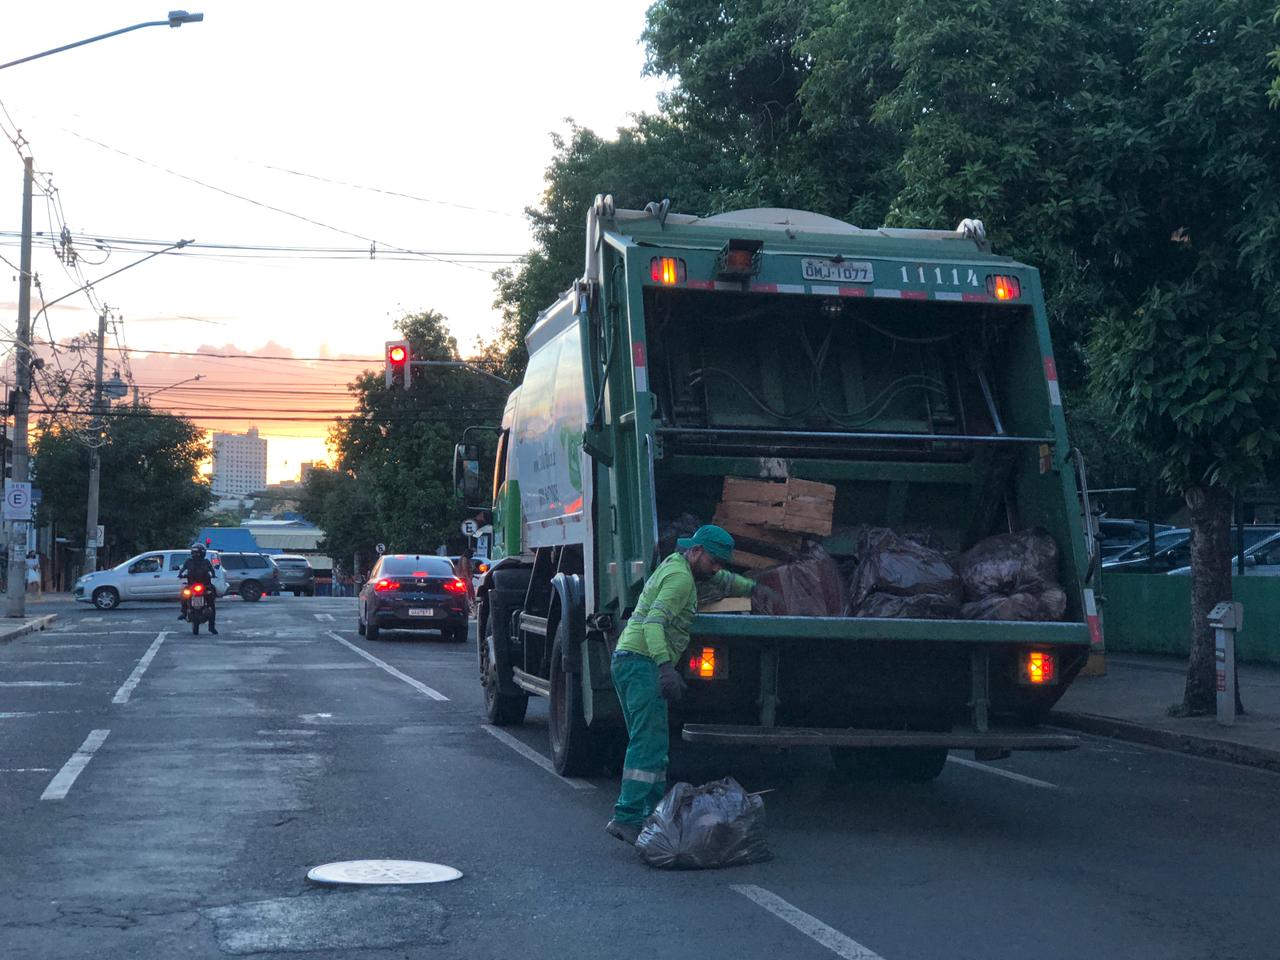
[358,555,469,642]
[216,552,282,602]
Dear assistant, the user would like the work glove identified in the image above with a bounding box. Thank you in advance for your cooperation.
[658,662,686,703]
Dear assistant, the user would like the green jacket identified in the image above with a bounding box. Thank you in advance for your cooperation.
[616,552,755,665]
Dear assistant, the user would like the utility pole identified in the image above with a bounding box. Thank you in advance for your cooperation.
[6,157,33,618]
[83,308,108,574]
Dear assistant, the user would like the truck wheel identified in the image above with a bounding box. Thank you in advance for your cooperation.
[549,641,595,777]
[239,581,263,602]
[830,747,948,782]
[481,610,527,726]
[92,587,120,610]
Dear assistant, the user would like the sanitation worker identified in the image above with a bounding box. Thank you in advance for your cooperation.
[605,524,760,845]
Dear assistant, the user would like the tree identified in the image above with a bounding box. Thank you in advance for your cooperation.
[34,408,213,568]
[305,309,507,570]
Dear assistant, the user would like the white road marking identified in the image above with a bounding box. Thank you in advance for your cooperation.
[41,729,110,800]
[80,617,103,623]
[0,711,36,718]
[7,660,95,665]
[946,755,1057,789]
[0,767,52,773]
[0,681,78,687]
[327,631,448,701]
[480,724,595,791]
[314,613,335,622]
[732,884,886,960]
[111,632,168,704]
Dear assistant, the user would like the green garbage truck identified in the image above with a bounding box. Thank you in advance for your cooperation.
[456,197,1100,779]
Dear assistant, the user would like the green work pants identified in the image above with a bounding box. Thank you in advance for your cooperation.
[611,653,669,826]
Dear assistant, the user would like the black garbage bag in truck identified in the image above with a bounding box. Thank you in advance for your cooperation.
[847,527,963,618]
[959,529,1068,621]
[635,777,772,870]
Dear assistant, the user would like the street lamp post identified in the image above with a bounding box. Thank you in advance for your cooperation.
[0,12,204,71]
[2,12,202,616]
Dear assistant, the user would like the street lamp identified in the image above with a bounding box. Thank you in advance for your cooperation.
[0,11,204,71]
[2,13,202,616]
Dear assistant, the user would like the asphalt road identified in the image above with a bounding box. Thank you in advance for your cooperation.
[1,596,1276,959]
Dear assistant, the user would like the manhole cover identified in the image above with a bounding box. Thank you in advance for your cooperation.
[306,859,462,886]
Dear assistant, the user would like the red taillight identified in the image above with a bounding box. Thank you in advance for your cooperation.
[192,583,204,594]
[986,274,1021,301]
[374,578,399,592]
[443,578,468,594]
[388,344,407,363]
[649,257,686,285]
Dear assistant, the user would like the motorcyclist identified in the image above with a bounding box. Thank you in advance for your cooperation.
[178,543,218,635]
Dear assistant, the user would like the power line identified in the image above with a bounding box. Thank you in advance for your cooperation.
[61,129,511,274]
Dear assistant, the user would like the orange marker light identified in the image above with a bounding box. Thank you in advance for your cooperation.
[986,274,1022,301]
[1026,650,1055,684]
[649,257,686,285]
[687,646,717,679]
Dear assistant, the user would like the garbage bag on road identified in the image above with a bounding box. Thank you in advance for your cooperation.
[635,777,772,870]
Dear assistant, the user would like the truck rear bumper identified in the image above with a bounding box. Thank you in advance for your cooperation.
[691,613,1091,646]
[681,722,1079,751]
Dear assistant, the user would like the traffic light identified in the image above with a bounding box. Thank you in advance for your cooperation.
[385,340,412,389]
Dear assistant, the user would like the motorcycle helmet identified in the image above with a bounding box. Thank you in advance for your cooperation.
[190,543,207,558]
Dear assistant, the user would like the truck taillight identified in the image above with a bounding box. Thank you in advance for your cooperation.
[650,257,686,285]
[716,238,763,279]
[986,274,1021,300]
[687,646,725,680]
[1021,650,1056,685]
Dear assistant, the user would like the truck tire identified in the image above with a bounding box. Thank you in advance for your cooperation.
[548,640,595,777]
[481,603,527,726]
[830,747,948,782]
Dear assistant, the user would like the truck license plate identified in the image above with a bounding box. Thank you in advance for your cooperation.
[801,258,874,283]
[408,608,434,617]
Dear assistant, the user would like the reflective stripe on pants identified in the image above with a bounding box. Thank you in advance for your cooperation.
[611,655,668,826]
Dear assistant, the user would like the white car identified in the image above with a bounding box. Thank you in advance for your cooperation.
[1167,531,1280,577]
[73,549,229,610]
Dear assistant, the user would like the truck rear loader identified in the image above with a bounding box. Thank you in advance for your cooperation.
[456,198,1099,779]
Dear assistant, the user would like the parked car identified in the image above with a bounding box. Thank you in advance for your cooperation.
[216,552,281,602]
[1102,529,1191,573]
[357,554,469,642]
[1097,519,1176,559]
[272,554,316,596]
[1168,529,1280,576]
[73,549,229,610]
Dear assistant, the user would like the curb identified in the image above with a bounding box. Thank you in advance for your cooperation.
[0,613,57,644]
[1050,710,1280,776]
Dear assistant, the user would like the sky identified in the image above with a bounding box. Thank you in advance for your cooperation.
[0,2,666,482]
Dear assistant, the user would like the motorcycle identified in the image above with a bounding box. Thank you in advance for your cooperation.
[182,581,215,635]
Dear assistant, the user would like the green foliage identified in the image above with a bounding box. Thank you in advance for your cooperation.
[303,309,507,567]
[33,408,212,564]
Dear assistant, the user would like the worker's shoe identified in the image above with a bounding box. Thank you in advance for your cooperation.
[605,819,641,845]
[208,626,219,635]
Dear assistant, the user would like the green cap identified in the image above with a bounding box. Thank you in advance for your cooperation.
[677,524,735,562]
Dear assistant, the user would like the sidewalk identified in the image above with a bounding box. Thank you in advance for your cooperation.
[0,609,58,643]
[1052,653,1280,774]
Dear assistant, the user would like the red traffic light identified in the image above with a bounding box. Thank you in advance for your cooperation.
[388,344,407,364]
